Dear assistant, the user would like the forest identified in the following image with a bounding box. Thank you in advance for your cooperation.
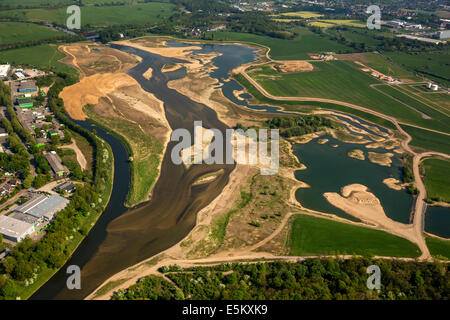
[265,115,336,138]
[112,258,449,300]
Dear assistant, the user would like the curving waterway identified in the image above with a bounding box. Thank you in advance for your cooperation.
[32,41,447,300]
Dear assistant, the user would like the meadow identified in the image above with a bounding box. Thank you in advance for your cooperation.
[0,0,147,8]
[0,22,65,45]
[0,44,76,75]
[385,51,450,87]
[289,215,420,258]
[0,2,175,27]
[208,27,354,60]
[248,60,450,133]
[422,158,450,203]
[401,124,450,154]
[277,11,323,19]
[426,237,450,260]
[312,19,366,28]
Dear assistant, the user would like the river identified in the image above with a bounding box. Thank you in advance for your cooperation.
[32,41,447,300]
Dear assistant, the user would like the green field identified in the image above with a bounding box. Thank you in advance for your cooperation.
[248,60,450,133]
[0,0,145,7]
[290,215,421,258]
[208,27,354,60]
[0,22,65,45]
[358,52,419,81]
[422,158,450,203]
[385,51,450,87]
[0,44,76,75]
[426,236,450,260]
[401,124,450,154]
[0,2,175,27]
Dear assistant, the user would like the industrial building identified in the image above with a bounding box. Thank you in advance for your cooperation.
[13,194,69,222]
[17,80,37,93]
[55,181,77,194]
[0,215,35,242]
[0,64,10,78]
[45,151,69,177]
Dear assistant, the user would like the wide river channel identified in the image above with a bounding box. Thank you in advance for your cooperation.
[32,41,449,299]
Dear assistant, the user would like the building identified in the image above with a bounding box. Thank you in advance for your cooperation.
[439,30,450,39]
[0,64,10,78]
[55,181,76,194]
[45,151,69,177]
[17,80,37,93]
[13,194,69,222]
[0,215,35,242]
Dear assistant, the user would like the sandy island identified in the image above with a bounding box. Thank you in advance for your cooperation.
[383,178,407,191]
[368,152,394,167]
[347,149,365,161]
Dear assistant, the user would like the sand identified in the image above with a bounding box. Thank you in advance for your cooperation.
[274,61,314,73]
[383,178,407,191]
[368,152,394,167]
[59,73,138,120]
[143,67,153,80]
[317,138,328,145]
[113,39,202,58]
[347,149,365,161]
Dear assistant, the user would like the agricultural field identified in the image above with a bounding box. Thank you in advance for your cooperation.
[289,215,420,258]
[0,44,76,75]
[276,11,323,19]
[384,51,450,87]
[0,22,65,45]
[209,27,354,60]
[426,236,450,260]
[401,124,450,155]
[0,2,176,27]
[311,19,366,28]
[247,60,450,133]
[0,0,147,8]
[422,158,450,203]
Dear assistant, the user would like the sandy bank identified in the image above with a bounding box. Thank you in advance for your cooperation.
[383,178,407,191]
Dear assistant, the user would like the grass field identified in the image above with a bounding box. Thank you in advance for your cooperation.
[426,236,450,260]
[385,51,450,87]
[0,2,175,27]
[248,60,450,133]
[0,0,145,7]
[313,19,366,28]
[276,11,323,18]
[308,21,336,28]
[0,44,76,75]
[0,22,65,45]
[346,52,419,81]
[289,215,421,258]
[394,84,450,116]
[208,27,354,60]
[401,124,450,154]
[422,158,450,203]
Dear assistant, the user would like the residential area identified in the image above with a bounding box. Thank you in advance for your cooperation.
[0,63,86,258]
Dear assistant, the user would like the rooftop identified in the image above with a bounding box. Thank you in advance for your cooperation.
[0,215,34,239]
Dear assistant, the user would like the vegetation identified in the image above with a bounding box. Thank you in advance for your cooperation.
[0,22,65,45]
[401,125,450,155]
[1,2,176,27]
[112,258,449,300]
[247,61,450,134]
[289,215,421,258]
[422,158,450,203]
[426,237,450,260]
[265,115,335,138]
[0,45,76,76]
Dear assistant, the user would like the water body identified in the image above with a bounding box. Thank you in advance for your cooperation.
[425,206,450,239]
[33,44,238,299]
[293,135,413,224]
